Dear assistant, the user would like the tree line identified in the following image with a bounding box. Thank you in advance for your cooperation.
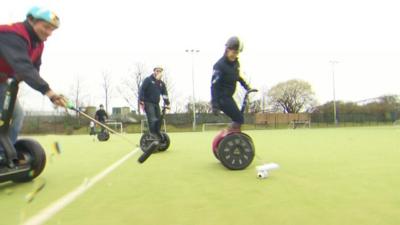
[51,63,400,124]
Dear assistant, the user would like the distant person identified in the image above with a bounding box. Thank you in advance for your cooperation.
[95,104,108,132]
[210,36,256,132]
[139,65,170,142]
[0,6,67,163]
[89,121,96,140]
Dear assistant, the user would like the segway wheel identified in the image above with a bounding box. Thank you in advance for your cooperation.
[140,133,157,153]
[13,139,47,183]
[217,133,255,170]
[97,131,110,142]
[212,148,220,160]
[158,132,170,152]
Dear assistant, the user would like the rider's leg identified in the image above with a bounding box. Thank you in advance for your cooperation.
[218,97,244,132]
[144,103,161,142]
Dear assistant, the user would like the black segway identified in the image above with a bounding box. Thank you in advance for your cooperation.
[138,105,170,163]
[212,89,258,170]
[97,128,110,142]
[0,79,46,183]
[140,105,170,153]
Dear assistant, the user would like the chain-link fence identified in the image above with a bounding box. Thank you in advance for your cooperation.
[19,110,399,135]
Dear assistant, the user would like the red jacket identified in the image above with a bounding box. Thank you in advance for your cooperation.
[0,22,44,82]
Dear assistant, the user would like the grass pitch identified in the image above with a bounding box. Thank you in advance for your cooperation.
[1,127,399,225]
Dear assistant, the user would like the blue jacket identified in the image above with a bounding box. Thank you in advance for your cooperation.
[139,74,170,105]
[211,56,250,103]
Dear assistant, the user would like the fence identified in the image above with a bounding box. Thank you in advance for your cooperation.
[19,111,399,135]
[255,113,311,128]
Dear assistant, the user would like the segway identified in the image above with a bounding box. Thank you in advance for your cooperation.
[140,105,170,153]
[0,79,46,183]
[97,128,110,142]
[212,89,258,170]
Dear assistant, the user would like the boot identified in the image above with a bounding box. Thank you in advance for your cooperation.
[226,122,241,133]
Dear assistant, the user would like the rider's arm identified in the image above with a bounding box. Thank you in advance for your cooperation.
[211,69,222,100]
[238,73,251,91]
[138,77,149,102]
[161,81,170,106]
[0,33,50,94]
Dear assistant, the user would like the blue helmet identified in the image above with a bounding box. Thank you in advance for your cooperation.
[26,6,60,28]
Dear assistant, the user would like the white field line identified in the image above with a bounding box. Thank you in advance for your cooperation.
[23,148,140,225]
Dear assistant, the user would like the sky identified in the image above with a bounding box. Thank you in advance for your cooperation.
[1,0,400,112]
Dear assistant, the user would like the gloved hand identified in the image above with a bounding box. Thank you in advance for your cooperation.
[46,90,68,108]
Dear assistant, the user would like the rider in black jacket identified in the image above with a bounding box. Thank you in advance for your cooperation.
[211,36,254,132]
[95,104,109,132]
[139,66,170,141]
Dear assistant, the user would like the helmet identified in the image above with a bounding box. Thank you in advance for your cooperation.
[225,36,243,52]
[99,104,104,108]
[27,6,60,28]
[153,65,164,72]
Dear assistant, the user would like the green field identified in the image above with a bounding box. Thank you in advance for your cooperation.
[1,127,399,225]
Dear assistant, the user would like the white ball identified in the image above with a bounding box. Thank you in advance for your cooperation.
[257,170,268,179]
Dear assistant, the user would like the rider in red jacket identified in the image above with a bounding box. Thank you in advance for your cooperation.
[0,6,67,163]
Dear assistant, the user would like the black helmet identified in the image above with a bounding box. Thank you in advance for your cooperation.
[100,104,104,108]
[225,36,243,52]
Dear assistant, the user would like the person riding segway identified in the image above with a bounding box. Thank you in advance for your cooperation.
[210,36,258,170]
[137,65,171,163]
[95,104,110,141]
[0,6,67,182]
[140,104,170,153]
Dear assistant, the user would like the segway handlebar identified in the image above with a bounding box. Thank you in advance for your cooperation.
[241,89,258,113]
[161,105,170,115]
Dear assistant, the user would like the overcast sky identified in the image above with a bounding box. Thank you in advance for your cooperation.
[1,0,400,112]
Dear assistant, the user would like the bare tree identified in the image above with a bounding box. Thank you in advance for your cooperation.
[173,99,186,113]
[70,75,86,109]
[118,63,147,115]
[162,68,179,110]
[69,75,86,125]
[260,85,269,112]
[267,79,317,113]
[101,71,113,113]
[186,101,213,114]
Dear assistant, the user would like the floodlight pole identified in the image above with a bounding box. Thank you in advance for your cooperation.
[185,49,200,131]
[330,60,339,126]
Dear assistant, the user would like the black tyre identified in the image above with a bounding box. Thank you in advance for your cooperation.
[140,133,158,153]
[97,131,110,142]
[158,132,170,152]
[13,139,47,183]
[217,133,255,170]
[212,148,220,160]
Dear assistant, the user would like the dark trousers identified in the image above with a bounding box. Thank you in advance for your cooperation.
[217,96,244,124]
[144,102,162,138]
[99,120,106,132]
